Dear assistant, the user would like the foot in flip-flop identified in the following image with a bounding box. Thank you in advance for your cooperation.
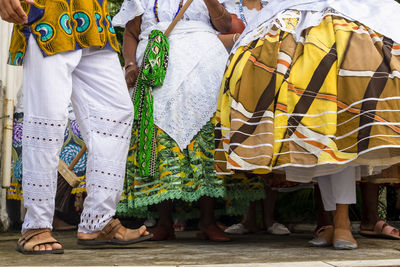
[360,220,400,240]
[77,218,153,246]
[16,229,64,255]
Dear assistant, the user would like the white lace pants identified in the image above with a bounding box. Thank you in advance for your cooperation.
[317,167,357,211]
[21,37,133,234]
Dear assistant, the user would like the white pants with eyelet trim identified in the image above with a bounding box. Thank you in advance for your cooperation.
[317,167,357,211]
[21,37,133,234]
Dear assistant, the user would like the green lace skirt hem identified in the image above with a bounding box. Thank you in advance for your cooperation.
[117,187,266,219]
[117,117,265,218]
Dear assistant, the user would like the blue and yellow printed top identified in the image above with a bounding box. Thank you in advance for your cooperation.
[8,0,120,66]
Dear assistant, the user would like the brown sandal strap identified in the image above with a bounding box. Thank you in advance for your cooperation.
[97,219,122,240]
[23,237,59,252]
[18,229,60,252]
[18,229,51,247]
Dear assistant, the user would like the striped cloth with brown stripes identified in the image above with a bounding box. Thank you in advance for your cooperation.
[215,14,400,180]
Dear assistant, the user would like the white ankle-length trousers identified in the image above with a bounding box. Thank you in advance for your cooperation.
[21,37,133,234]
[317,167,357,211]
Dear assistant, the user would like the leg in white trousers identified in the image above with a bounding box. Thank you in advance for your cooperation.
[317,167,357,212]
[311,167,358,249]
[21,37,133,234]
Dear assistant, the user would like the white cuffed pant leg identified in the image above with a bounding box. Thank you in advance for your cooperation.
[71,48,133,234]
[21,37,133,234]
[317,167,357,211]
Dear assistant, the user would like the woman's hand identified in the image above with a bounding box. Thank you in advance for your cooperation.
[0,0,35,24]
[125,64,140,88]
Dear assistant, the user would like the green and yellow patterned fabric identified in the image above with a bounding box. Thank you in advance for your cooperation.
[117,116,266,218]
[132,30,169,178]
[120,29,264,218]
[118,119,221,217]
[8,0,119,66]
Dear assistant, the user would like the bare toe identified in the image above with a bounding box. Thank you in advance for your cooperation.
[18,229,63,254]
[52,242,63,250]
[138,225,147,236]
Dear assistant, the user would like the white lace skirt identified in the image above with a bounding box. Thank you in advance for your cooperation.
[137,21,229,150]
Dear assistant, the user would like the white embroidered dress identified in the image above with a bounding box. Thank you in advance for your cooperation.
[113,0,229,149]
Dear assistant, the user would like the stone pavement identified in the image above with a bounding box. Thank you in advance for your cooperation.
[1,230,400,266]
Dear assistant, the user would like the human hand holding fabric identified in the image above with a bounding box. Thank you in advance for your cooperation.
[0,0,35,24]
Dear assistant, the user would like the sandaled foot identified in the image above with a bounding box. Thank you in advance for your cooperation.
[16,229,64,255]
[150,225,176,241]
[360,220,400,240]
[77,218,153,246]
[309,225,333,247]
[198,223,231,242]
[333,228,358,250]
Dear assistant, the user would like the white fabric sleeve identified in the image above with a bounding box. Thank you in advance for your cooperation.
[112,0,145,28]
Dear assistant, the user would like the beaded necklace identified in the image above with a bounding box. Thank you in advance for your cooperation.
[153,0,185,23]
[239,0,263,26]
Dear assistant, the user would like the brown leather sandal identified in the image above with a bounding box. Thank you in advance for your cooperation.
[16,229,64,255]
[77,218,153,246]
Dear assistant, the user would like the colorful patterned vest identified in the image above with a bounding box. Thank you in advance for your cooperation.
[8,0,120,66]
